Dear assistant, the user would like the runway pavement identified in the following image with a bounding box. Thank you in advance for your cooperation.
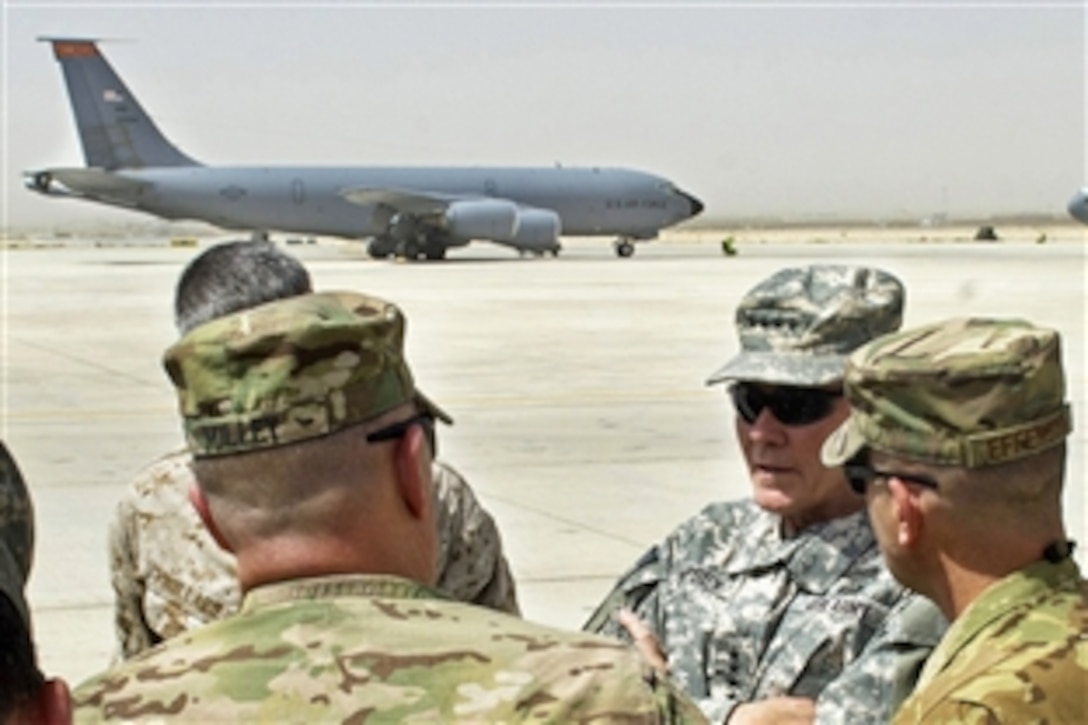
[2,227,1085,685]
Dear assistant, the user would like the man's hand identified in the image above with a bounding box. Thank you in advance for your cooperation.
[616,610,815,724]
[617,608,668,675]
[728,697,816,724]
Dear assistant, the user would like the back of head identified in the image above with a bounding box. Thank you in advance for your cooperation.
[707,264,905,387]
[823,317,1071,471]
[0,442,42,719]
[163,291,451,593]
[174,240,312,335]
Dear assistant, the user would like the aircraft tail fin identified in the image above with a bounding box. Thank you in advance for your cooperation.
[43,38,199,169]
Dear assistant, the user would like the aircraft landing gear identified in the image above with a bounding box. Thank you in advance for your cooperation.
[523,243,561,258]
[423,237,447,261]
[389,235,447,261]
[367,237,396,259]
[614,239,635,258]
[395,238,422,260]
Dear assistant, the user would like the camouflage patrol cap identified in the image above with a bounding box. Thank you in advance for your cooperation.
[707,265,905,387]
[0,441,34,632]
[822,317,1072,469]
[164,291,452,459]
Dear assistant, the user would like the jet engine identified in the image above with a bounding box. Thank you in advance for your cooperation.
[444,199,519,241]
[512,208,561,250]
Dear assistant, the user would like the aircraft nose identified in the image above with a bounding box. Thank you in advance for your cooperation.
[1067,191,1088,224]
[678,189,705,219]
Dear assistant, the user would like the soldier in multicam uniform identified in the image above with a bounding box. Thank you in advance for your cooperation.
[73,291,706,722]
[110,240,517,660]
[822,317,1087,723]
[0,441,71,724]
[585,265,946,723]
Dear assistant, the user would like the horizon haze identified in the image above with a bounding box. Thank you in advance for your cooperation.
[2,2,1084,233]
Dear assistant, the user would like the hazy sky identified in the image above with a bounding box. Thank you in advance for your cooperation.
[2,1,1084,230]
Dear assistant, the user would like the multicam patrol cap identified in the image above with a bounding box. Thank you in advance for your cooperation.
[0,441,34,632]
[707,265,905,387]
[822,317,1072,468]
[164,291,452,459]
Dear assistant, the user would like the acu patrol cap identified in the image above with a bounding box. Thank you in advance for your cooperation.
[707,265,905,387]
[0,441,34,633]
[164,291,452,459]
[822,317,1072,469]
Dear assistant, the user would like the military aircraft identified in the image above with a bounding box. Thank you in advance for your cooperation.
[1067,187,1088,224]
[26,38,704,260]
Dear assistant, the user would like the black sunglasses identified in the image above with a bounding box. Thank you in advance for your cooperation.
[365,413,437,456]
[844,450,939,495]
[730,382,842,427]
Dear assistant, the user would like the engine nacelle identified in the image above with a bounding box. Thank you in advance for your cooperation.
[444,199,519,241]
[512,208,561,250]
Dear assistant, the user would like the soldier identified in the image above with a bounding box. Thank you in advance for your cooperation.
[0,441,71,724]
[822,317,1087,723]
[585,265,946,723]
[111,240,517,659]
[73,291,706,721]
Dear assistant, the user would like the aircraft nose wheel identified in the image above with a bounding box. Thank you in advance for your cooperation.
[614,240,635,258]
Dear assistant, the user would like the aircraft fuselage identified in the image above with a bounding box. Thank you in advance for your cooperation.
[51,165,696,241]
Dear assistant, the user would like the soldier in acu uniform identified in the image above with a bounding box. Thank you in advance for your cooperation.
[110,241,518,660]
[74,291,706,723]
[822,317,1087,723]
[586,265,946,723]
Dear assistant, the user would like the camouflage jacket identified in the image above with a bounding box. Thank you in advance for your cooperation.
[75,574,708,723]
[585,500,945,723]
[893,557,1088,724]
[110,449,518,658]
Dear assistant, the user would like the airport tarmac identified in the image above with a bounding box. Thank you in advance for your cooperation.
[3,226,1085,685]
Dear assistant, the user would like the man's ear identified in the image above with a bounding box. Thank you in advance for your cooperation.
[35,677,72,725]
[393,423,431,522]
[189,483,234,553]
[888,478,924,549]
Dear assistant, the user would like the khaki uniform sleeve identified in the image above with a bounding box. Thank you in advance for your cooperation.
[110,450,241,659]
[431,460,519,614]
[109,489,158,659]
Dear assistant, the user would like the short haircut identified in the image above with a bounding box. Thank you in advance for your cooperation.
[942,443,1066,514]
[174,240,312,334]
[192,418,394,547]
[0,594,43,720]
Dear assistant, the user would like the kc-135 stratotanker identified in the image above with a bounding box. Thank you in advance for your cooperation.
[26,38,704,260]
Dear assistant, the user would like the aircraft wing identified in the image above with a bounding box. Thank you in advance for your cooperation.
[339,187,461,216]
[340,186,562,257]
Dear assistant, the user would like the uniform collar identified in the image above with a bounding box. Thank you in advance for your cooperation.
[724,505,878,593]
[242,573,446,611]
